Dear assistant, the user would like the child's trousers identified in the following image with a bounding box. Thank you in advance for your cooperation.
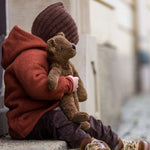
[25,109,119,149]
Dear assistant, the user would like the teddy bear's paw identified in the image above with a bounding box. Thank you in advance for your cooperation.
[81,121,90,131]
[47,79,57,90]
[72,112,90,123]
[78,91,88,102]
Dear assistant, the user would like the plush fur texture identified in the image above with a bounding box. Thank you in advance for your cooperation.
[47,32,90,131]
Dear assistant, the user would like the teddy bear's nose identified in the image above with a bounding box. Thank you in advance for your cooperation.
[72,45,76,50]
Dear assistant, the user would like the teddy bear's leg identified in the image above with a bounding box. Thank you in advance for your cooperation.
[80,121,90,131]
[72,112,89,123]
[72,92,90,123]
[60,94,89,122]
[60,93,79,120]
[73,92,79,111]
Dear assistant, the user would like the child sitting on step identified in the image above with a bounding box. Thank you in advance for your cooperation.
[2,2,150,150]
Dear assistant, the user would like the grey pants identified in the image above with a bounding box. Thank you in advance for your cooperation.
[25,109,119,149]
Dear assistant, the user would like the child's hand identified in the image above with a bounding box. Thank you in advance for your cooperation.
[68,75,79,92]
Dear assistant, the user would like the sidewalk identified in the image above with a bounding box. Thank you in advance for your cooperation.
[117,94,150,141]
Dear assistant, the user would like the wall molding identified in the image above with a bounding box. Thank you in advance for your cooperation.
[94,0,115,10]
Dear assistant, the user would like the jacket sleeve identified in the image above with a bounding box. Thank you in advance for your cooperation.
[13,50,73,100]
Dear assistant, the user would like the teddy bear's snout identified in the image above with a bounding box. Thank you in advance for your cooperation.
[72,45,76,50]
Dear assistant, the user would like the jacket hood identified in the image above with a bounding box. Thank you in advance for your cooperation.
[1,25,47,69]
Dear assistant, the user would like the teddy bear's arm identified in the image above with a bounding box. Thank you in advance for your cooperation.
[71,63,87,102]
[47,63,62,90]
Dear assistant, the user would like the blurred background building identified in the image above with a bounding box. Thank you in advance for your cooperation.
[1,0,150,135]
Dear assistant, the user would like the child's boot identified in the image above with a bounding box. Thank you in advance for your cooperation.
[118,138,150,150]
[80,137,111,150]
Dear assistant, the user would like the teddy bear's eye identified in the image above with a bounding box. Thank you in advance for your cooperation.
[61,47,63,51]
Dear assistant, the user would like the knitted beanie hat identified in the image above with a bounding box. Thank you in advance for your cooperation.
[31,2,79,44]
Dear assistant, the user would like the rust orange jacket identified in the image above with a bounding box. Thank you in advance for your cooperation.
[1,25,73,139]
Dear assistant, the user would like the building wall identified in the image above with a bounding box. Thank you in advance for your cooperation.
[90,0,136,96]
[147,0,150,57]
[6,0,71,33]
[89,0,136,128]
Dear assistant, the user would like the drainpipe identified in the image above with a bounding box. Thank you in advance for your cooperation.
[135,0,150,93]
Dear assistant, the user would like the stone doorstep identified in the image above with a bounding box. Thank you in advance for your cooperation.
[0,104,79,150]
[0,136,80,150]
[0,107,9,136]
[0,95,80,150]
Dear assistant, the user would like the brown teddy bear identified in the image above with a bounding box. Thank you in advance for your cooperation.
[46,32,90,131]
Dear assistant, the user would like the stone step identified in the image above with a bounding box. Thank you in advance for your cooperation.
[0,93,79,150]
[0,136,80,150]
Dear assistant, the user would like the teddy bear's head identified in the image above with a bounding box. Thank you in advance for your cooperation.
[46,32,77,63]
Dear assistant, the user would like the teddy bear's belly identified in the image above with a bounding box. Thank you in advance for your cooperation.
[61,65,73,76]
[61,69,73,76]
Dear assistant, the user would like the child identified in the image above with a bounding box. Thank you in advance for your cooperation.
[2,2,149,150]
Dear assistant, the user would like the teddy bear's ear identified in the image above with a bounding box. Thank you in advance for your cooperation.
[47,39,56,55]
[47,39,56,47]
[57,32,65,37]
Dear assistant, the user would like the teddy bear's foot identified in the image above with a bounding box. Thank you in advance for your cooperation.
[81,121,90,131]
[72,112,89,123]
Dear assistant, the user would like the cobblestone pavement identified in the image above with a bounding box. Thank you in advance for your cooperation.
[117,94,150,142]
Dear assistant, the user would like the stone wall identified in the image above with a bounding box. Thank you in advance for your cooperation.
[72,34,101,119]
[6,0,70,33]
[90,0,136,128]
[97,45,122,129]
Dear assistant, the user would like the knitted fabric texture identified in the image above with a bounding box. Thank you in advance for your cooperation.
[31,2,79,44]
